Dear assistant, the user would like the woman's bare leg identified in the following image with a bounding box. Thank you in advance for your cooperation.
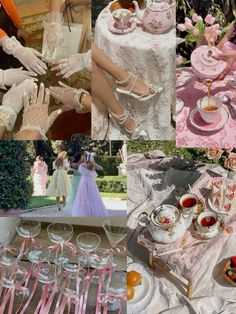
[92,60,136,132]
[92,43,152,96]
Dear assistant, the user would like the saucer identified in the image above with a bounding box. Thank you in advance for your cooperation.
[176,68,194,88]
[189,107,229,132]
[192,215,225,240]
[108,20,136,34]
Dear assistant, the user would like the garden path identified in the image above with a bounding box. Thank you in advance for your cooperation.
[21,197,127,217]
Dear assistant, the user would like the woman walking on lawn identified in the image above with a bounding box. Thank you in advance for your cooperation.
[71,151,108,217]
[46,151,71,211]
[32,156,48,196]
[64,152,84,211]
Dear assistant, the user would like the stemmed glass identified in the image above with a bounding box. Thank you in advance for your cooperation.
[47,223,74,264]
[15,219,41,254]
[76,233,101,268]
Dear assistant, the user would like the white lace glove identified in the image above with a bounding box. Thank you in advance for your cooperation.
[49,81,89,113]
[17,83,63,139]
[0,36,47,75]
[42,12,63,62]
[51,50,91,78]
[0,79,35,131]
[0,67,37,90]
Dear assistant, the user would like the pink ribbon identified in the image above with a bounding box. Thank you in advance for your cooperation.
[48,241,77,261]
[20,237,41,255]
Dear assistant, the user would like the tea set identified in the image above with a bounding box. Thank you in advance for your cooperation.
[138,189,227,244]
[108,0,175,34]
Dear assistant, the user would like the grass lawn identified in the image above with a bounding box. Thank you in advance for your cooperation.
[26,192,127,210]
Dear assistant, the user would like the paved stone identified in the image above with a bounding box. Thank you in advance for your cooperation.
[21,197,127,217]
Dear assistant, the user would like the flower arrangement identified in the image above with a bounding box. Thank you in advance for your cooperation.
[205,148,236,172]
[177,13,222,45]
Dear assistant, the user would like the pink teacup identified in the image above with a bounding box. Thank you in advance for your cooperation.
[197,96,223,123]
[112,9,132,30]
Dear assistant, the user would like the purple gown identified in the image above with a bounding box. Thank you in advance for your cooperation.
[71,164,108,217]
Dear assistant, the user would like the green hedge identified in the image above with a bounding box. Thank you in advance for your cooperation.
[96,176,127,193]
[0,142,32,210]
[95,156,121,176]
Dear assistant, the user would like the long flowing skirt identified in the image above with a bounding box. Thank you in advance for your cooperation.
[46,169,71,197]
[64,174,81,211]
[71,176,107,217]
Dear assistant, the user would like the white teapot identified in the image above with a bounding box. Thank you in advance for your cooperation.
[138,204,194,243]
[133,0,175,34]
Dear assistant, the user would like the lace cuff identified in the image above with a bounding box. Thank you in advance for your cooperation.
[15,126,48,140]
[2,36,22,56]
[0,70,6,90]
[0,107,17,131]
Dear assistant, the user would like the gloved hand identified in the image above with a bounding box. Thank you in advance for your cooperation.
[0,67,37,90]
[42,12,63,62]
[51,50,91,78]
[0,79,35,131]
[17,83,63,139]
[0,36,47,75]
[49,81,89,113]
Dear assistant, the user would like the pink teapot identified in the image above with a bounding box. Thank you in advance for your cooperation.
[133,0,175,34]
[191,45,227,81]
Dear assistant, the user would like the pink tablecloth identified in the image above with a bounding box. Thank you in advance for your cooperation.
[176,73,236,148]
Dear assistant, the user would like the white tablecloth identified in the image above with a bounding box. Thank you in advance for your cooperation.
[127,152,236,314]
[94,6,175,140]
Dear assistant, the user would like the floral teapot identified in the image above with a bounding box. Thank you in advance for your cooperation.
[138,204,194,243]
[191,45,227,81]
[133,0,175,34]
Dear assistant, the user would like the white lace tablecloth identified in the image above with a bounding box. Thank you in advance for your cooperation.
[94,6,175,140]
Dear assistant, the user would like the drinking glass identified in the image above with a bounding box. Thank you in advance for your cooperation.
[47,223,74,264]
[76,233,101,267]
[16,219,41,254]
[103,219,126,251]
[90,248,113,284]
[33,262,61,285]
[0,245,21,266]
[102,271,126,312]
[0,264,28,289]
[60,269,86,301]
[0,229,12,247]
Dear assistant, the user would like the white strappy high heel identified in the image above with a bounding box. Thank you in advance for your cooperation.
[110,108,148,139]
[115,73,163,102]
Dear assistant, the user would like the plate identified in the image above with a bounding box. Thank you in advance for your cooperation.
[224,260,236,286]
[108,20,136,34]
[208,177,235,215]
[192,215,225,240]
[176,68,194,88]
[189,107,229,132]
[127,263,155,314]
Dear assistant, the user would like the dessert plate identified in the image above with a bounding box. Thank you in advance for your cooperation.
[108,20,136,34]
[127,262,155,314]
[208,177,235,215]
[192,215,225,240]
[176,68,194,88]
[189,107,229,132]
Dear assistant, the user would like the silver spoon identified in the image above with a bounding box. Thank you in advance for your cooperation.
[221,95,236,120]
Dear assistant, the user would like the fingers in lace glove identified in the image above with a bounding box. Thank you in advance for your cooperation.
[2,79,35,115]
[1,36,47,75]
[51,51,91,78]
[0,67,37,90]
[18,83,62,139]
[49,81,88,112]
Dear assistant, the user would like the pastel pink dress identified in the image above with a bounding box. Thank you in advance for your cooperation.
[220,40,236,70]
[32,161,48,196]
[71,164,108,217]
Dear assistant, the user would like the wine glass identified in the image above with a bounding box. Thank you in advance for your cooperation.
[33,262,61,285]
[0,245,21,266]
[102,218,126,252]
[90,248,113,284]
[47,223,74,264]
[60,269,86,302]
[102,271,126,312]
[76,233,101,267]
[15,219,41,254]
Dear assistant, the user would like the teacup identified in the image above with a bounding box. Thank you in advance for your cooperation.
[197,96,223,123]
[180,193,198,216]
[112,9,132,30]
[197,212,218,233]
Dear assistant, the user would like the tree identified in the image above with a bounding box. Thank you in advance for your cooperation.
[0,141,32,211]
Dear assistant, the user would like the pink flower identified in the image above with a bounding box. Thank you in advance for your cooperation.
[192,28,200,36]
[185,17,192,24]
[205,148,223,160]
[224,153,236,171]
[176,54,184,66]
[192,13,202,22]
[177,23,187,32]
[205,14,216,25]
[184,21,193,30]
